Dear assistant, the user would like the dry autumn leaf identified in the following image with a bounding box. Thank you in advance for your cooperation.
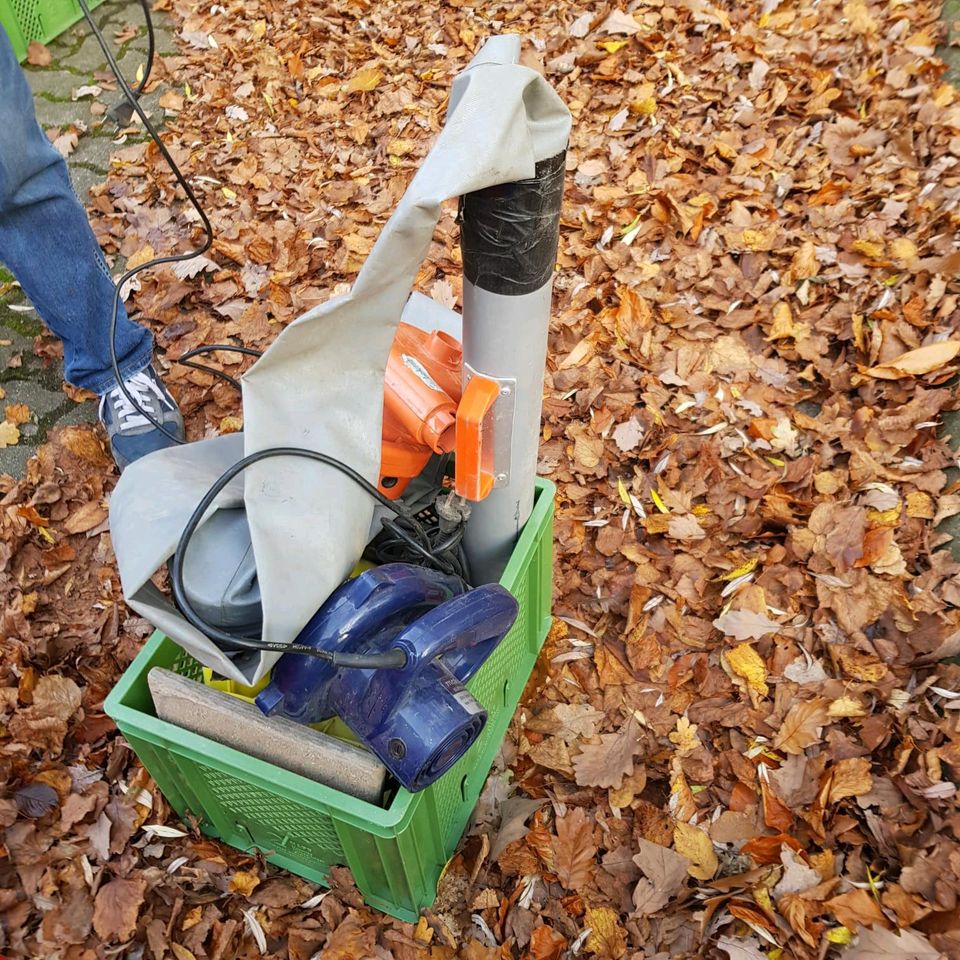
[228,869,261,895]
[828,757,873,803]
[726,643,769,697]
[26,40,52,65]
[772,699,830,754]
[552,806,596,890]
[672,821,718,881]
[63,500,108,535]
[572,715,640,789]
[0,420,20,448]
[631,838,689,916]
[5,403,30,424]
[93,877,146,942]
[824,887,888,930]
[713,609,782,641]
[584,906,627,960]
[346,68,382,93]
[864,341,960,379]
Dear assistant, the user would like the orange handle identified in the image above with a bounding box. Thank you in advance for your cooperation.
[455,375,500,501]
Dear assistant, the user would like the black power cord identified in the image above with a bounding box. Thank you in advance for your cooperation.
[166,447,464,667]
[106,0,155,126]
[78,0,211,445]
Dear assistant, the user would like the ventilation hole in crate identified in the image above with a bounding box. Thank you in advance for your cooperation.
[171,650,204,682]
[12,0,42,41]
[200,766,344,859]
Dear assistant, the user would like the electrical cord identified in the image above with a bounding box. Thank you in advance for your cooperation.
[79,0,212,445]
[167,447,473,664]
[106,0,155,125]
[174,344,265,390]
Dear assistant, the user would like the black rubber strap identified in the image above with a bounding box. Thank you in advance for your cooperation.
[460,150,566,296]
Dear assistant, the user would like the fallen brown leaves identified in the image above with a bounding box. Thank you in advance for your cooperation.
[3,0,960,955]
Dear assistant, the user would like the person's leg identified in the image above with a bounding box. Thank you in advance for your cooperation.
[0,24,153,394]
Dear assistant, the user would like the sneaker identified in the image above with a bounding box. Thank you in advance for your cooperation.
[98,365,184,471]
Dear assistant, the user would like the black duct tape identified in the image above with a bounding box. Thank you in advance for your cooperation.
[460,150,566,297]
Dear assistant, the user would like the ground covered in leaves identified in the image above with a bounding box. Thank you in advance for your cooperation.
[3,0,960,956]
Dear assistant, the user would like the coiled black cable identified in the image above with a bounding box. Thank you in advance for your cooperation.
[167,447,435,666]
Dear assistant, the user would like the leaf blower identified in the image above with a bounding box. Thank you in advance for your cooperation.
[255,563,518,792]
[378,318,510,507]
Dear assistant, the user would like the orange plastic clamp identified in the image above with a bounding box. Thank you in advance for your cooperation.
[455,375,500,501]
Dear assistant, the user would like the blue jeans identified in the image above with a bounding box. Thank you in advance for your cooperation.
[0,25,152,393]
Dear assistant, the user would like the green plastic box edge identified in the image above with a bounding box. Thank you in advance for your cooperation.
[1,0,106,63]
[105,478,555,921]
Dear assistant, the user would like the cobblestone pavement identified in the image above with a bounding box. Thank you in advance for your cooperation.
[0,0,175,475]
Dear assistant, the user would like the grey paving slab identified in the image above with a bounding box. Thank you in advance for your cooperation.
[940,0,960,86]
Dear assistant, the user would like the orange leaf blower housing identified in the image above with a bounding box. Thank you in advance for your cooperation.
[379,324,462,499]
[380,321,501,501]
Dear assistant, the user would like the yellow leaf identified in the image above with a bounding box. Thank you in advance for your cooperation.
[826,927,854,945]
[222,187,237,200]
[220,415,243,434]
[598,39,629,52]
[669,759,696,822]
[669,716,700,757]
[727,643,769,697]
[692,504,711,517]
[228,869,260,896]
[181,905,203,931]
[828,696,867,718]
[852,238,884,258]
[906,491,935,519]
[125,244,155,271]
[346,68,382,93]
[617,478,631,505]
[630,97,657,116]
[251,19,266,39]
[388,138,414,157]
[864,340,960,380]
[741,226,777,251]
[890,238,917,260]
[844,0,878,33]
[651,489,668,514]
[767,301,796,341]
[413,917,433,944]
[673,821,718,880]
[584,906,626,958]
[866,504,901,526]
[719,558,759,582]
[171,944,198,960]
[5,403,30,425]
[0,421,20,448]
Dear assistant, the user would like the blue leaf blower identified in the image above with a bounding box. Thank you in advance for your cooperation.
[256,564,518,792]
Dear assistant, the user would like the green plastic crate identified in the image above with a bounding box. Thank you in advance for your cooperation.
[0,0,105,63]
[105,479,555,921]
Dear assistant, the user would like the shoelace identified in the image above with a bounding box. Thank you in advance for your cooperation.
[104,371,171,431]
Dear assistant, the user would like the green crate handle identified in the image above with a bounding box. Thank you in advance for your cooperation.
[106,478,555,921]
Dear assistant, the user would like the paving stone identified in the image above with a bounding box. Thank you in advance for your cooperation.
[939,0,960,86]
